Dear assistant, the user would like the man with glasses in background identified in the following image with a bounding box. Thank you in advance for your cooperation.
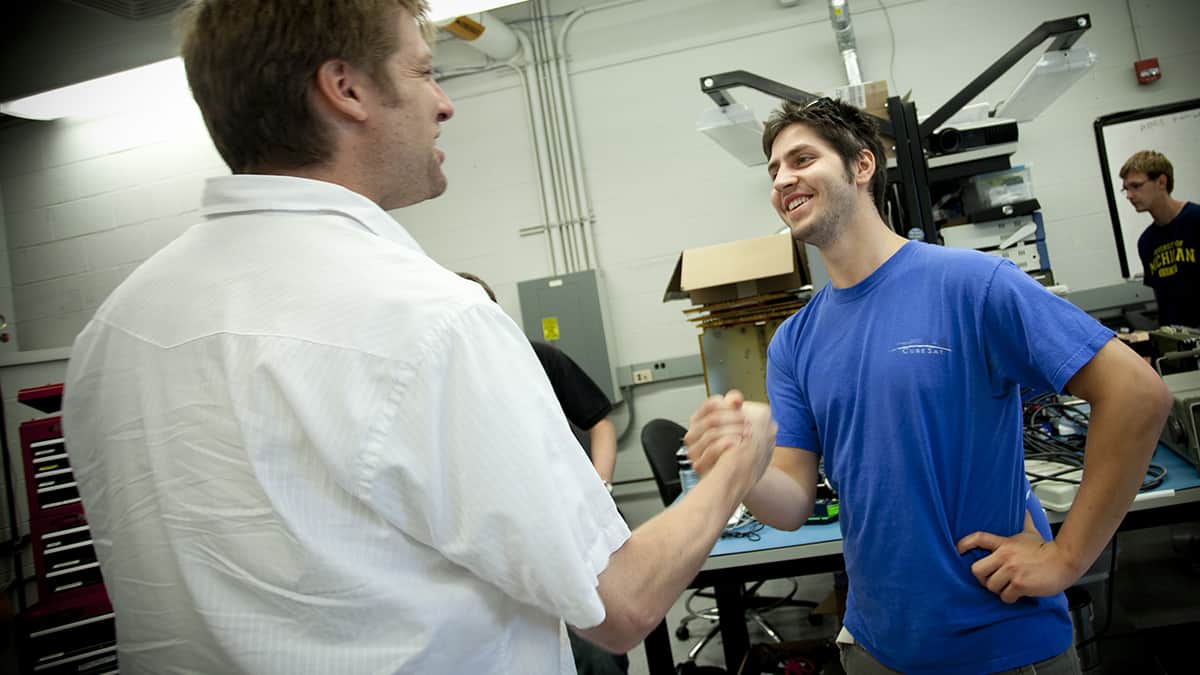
[1121,150,1199,328]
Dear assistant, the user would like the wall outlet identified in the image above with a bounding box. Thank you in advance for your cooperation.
[617,354,705,388]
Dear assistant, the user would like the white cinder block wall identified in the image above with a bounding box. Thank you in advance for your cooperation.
[0,0,1198,528]
[0,94,228,350]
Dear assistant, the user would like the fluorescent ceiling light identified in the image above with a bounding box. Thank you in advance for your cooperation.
[0,57,188,121]
[994,47,1098,122]
[697,103,766,167]
[428,1,527,22]
[0,5,528,120]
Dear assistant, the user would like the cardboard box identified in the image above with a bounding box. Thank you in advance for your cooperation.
[663,233,810,306]
[826,79,889,121]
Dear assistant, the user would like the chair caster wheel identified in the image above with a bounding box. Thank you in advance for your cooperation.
[675,625,690,640]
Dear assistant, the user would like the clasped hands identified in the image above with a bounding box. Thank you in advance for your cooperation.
[683,390,776,485]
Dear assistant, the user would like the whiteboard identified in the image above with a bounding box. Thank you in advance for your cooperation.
[1094,99,1200,279]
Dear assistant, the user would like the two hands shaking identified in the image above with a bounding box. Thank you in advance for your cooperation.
[682,390,776,505]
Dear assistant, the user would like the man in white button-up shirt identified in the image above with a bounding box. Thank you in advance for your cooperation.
[63,1,776,673]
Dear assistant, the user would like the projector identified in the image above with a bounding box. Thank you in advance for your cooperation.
[1160,369,1200,474]
[927,118,1019,156]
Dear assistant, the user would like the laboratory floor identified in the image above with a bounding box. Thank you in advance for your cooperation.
[625,523,1200,675]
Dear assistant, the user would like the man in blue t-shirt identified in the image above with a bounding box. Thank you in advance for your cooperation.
[684,99,1172,674]
[1119,150,1199,328]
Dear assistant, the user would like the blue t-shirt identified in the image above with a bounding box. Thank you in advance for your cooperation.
[766,242,1113,674]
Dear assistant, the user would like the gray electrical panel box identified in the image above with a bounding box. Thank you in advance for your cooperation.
[518,269,619,402]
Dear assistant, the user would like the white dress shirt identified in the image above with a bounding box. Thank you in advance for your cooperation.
[63,175,630,674]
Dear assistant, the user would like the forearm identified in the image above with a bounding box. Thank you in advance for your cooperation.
[743,466,817,531]
[1056,378,1170,576]
[588,418,617,482]
[574,454,753,652]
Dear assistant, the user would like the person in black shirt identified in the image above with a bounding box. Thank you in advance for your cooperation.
[458,273,627,675]
[1120,150,1199,327]
[529,341,619,489]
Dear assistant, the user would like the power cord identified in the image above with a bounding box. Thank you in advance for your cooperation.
[722,512,765,542]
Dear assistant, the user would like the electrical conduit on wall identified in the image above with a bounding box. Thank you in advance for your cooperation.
[439,1,643,275]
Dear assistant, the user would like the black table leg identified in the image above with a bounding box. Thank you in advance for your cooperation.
[715,582,749,671]
[644,618,675,675]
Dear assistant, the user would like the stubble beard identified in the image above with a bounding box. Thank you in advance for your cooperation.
[375,83,448,207]
[426,160,447,200]
[790,177,857,249]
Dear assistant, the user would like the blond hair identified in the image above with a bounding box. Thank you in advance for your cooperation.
[1120,150,1174,193]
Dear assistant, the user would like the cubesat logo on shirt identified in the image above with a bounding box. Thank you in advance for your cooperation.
[890,339,952,356]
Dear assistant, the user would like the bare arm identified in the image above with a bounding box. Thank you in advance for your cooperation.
[574,396,775,653]
[1054,337,1172,572]
[684,396,820,532]
[587,417,617,483]
[741,447,820,531]
[957,338,1172,602]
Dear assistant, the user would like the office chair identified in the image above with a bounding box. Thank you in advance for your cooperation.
[640,419,816,662]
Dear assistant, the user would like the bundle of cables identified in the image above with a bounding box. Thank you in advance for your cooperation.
[721,506,765,541]
[1022,392,1167,492]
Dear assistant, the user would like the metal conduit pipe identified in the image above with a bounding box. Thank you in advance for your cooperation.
[506,30,559,275]
[538,1,584,272]
[437,14,577,276]
[529,2,574,272]
[532,0,578,272]
[555,1,590,272]
[552,8,592,269]
[531,23,572,275]
[547,0,596,273]
[828,0,863,85]
[554,0,645,270]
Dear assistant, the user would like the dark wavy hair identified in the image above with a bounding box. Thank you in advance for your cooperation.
[762,97,888,217]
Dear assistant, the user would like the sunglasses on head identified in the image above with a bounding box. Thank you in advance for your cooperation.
[802,96,836,111]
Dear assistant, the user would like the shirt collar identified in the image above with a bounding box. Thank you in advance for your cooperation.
[200,174,425,253]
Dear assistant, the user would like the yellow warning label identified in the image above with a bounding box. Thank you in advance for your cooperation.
[542,317,560,341]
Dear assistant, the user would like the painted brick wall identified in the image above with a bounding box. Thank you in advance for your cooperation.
[0,91,226,350]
